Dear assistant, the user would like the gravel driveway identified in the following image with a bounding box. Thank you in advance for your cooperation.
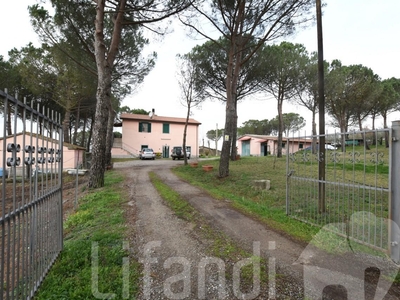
[115,159,400,300]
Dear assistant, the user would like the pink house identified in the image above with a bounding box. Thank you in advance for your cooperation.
[238,134,312,156]
[115,111,201,158]
[0,132,86,174]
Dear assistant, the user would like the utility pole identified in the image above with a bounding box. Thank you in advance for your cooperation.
[316,0,326,213]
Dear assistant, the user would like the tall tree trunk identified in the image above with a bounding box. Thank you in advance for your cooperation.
[219,1,244,177]
[89,0,126,188]
[219,46,235,177]
[89,3,110,187]
[383,113,389,148]
[312,110,317,136]
[89,72,111,187]
[340,123,347,152]
[183,102,191,165]
[229,35,243,161]
[63,109,71,143]
[105,105,115,168]
[220,104,235,177]
[371,114,376,145]
[230,99,238,160]
[81,116,87,148]
[73,101,81,145]
[87,114,95,152]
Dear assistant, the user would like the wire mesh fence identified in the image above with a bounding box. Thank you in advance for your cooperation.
[1,90,63,299]
[286,129,390,252]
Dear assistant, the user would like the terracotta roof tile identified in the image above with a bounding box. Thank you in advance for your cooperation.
[120,113,201,125]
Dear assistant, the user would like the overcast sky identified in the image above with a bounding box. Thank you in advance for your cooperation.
[1,0,400,142]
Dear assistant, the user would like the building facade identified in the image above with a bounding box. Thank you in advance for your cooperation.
[237,134,312,156]
[118,111,201,158]
[0,132,86,173]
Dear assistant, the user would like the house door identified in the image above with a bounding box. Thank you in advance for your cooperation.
[260,143,268,156]
[241,141,250,156]
[162,145,170,158]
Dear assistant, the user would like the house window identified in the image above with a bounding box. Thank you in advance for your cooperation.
[163,123,170,134]
[139,122,151,133]
[282,143,286,148]
[299,143,303,149]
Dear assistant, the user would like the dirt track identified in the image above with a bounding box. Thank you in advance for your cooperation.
[114,159,400,300]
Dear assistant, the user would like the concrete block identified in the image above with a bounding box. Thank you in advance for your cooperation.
[252,179,271,190]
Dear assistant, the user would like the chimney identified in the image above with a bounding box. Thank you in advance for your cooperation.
[150,108,155,119]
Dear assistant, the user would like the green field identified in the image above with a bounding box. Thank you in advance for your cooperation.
[173,146,391,254]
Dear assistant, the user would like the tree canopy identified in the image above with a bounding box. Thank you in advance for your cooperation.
[181,0,315,177]
[260,41,309,157]
[189,36,266,103]
[27,0,191,188]
[237,113,305,137]
[177,52,206,165]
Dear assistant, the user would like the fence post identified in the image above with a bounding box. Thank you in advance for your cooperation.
[390,121,400,263]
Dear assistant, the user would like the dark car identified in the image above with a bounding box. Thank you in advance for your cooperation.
[171,146,191,160]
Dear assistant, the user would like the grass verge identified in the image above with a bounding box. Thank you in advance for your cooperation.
[34,170,140,299]
[172,155,390,258]
[173,157,318,244]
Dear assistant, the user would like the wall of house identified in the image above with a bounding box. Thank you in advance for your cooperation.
[122,120,199,157]
[63,147,85,169]
[238,137,269,156]
[0,134,84,171]
[238,136,312,156]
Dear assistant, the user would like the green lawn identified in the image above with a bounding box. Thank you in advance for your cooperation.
[173,149,391,255]
[34,170,140,299]
[33,147,392,298]
[173,156,319,243]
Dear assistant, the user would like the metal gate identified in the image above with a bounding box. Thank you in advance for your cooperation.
[286,128,393,255]
[1,90,63,299]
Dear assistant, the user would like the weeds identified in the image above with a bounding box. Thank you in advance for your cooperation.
[34,171,140,299]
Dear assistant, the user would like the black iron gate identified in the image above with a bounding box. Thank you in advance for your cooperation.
[1,90,63,299]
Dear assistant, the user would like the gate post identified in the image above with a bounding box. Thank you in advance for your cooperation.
[390,121,400,263]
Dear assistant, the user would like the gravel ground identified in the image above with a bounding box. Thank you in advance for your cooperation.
[121,161,243,299]
[115,159,400,300]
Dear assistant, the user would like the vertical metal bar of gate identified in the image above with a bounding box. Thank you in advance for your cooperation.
[1,91,8,300]
[390,121,400,263]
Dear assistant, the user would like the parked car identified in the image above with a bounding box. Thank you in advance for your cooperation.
[171,146,191,160]
[304,144,337,151]
[185,146,191,159]
[325,144,337,150]
[140,148,155,160]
